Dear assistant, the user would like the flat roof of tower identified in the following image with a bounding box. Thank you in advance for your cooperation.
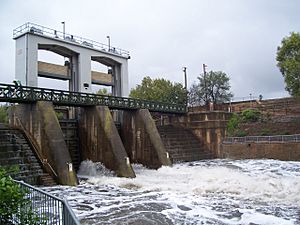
[13,22,130,58]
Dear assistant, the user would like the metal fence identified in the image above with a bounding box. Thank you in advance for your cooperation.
[14,180,80,225]
[0,83,187,114]
[13,22,130,58]
[223,134,300,144]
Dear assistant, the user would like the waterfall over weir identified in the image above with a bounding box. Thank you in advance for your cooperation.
[43,159,300,225]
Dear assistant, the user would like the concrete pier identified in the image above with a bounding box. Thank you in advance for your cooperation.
[122,109,171,168]
[11,102,78,186]
[79,106,135,178]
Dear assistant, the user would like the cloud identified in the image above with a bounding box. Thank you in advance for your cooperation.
[0,0,299,99]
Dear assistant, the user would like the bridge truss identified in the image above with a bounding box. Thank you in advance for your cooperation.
[0,83,186,114]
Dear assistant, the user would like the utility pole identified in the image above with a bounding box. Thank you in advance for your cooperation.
[203,63,208,106]
[183,67,187,90]
[107,36,111,51]
[182,67,188,106]
[61,21,65,39]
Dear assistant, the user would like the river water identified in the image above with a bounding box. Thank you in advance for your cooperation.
[44,159,300,225]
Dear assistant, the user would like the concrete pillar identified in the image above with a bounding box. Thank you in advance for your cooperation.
[15,34,38,86]
[122,109,172,168]
[10,102,78,186]
[137,109,172,166]
[79,106,135,178]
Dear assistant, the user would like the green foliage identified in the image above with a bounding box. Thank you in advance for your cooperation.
[55,112,64,120]
[0,167,45,225]
[276,32,300,96]
[227,114,241,136]
[241,109,261,122]
[227,109,262,136]
[129,76,187,104]
[96,88,111,95]
[0,105,9,123]
[235,130,247,137]
[189,71,233,106]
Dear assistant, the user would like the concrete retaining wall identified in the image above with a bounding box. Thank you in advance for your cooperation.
[221,142,300,161]
[161,111,231,157]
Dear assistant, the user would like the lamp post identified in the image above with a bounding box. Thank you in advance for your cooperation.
[203,63,208,106]
[182,67,187,90]
[182,67,188,106]
[61,21,65,39]
[106,36,110,51]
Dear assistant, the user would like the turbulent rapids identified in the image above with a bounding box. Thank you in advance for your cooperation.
[43,159,300,225]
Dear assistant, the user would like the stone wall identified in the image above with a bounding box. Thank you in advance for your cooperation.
[221,142,300,161]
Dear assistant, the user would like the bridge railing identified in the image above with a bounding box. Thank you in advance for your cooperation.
[13,180,80,225]
[223,134,300,144]
[13,22,130,58]
[0,83,186,113]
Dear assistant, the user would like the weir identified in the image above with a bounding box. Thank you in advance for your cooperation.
[0,22,230,186]
[6,100,229,186]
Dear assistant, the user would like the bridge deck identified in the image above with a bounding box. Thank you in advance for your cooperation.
[0,83,186,114]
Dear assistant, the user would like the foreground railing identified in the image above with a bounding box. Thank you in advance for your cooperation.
[223,134,300,144]
[0,83,186,114]
[14,180,80,225]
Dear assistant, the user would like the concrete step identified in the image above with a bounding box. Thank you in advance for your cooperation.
[39,173,57,186]
[158,125,213,163]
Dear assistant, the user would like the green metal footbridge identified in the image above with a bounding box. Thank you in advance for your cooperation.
[0,83,186,114]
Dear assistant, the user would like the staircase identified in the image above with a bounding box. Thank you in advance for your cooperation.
[157,125,213,163]
[59,119,81,171]
[0,128,56,186]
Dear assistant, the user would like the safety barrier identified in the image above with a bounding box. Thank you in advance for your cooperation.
[14,180,80,225]
[223,134,300,144]
[13,22,129,58]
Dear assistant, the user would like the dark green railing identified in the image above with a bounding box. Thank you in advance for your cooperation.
[0,83,186,113]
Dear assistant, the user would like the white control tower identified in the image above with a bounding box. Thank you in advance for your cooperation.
[13,22,130,96]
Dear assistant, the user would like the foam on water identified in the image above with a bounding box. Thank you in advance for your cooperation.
[45,159,300,224]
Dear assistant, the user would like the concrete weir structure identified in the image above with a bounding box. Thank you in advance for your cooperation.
[14,22,129,96]
[6,23,231,186]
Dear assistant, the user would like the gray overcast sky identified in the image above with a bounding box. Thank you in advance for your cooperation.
[0,0,299,100]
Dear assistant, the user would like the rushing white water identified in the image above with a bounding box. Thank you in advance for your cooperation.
[44,159,300,225]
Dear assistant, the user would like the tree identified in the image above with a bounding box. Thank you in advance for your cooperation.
[0,167,45,224]
[129,76,187,104]
[189,71,233,106]
[276,32,300,96]
[96,88,111,95]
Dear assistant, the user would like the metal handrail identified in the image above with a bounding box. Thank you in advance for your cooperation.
[13,22,130,58]
[14,180,80,225]
[0,83,187,114]
[223,134,300,144]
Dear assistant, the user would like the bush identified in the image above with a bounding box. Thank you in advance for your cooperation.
[227,114,240,136]
[235,130,247,137]
[55,112,64,120]
[0,167,45,225]
[0,105,9,123]
[241,109,261,122]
